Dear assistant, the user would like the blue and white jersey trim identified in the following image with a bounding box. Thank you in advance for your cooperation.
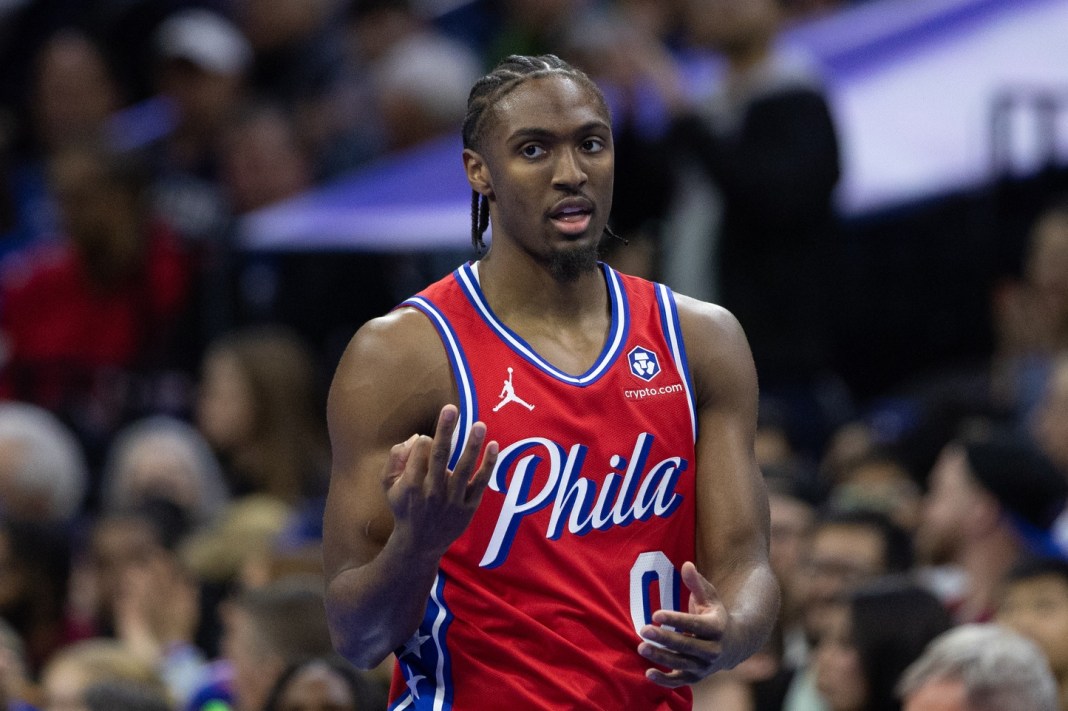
[389,573,456,711]
[454,262,630,386]
[654,284,697,443]
[400,296,478,468]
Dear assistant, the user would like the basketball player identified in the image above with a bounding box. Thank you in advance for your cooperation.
[322,54,779,710]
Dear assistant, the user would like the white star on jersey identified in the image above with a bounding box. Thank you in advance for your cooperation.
[400,632,431,659]
[406,673,426,699]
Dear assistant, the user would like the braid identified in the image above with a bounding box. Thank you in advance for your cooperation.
[470,190,490,255]
[463,54,609,253]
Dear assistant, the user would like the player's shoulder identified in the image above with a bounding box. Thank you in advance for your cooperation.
[672,292,747,345]
[337,306,445,376]
[671,293,756,399]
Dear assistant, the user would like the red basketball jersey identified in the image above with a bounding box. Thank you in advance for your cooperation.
[388,262,698,710]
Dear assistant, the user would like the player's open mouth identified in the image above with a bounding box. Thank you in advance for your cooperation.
[549,201,593,235]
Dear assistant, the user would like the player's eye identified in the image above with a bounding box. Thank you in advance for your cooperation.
[582,138,605,153]
[521,144,546,158]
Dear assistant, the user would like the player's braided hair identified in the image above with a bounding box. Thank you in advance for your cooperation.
[462,54,610,255]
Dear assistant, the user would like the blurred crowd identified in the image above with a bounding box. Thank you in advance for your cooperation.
[1,0,1067,710]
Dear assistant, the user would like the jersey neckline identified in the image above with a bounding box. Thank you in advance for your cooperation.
[454,260,630,385]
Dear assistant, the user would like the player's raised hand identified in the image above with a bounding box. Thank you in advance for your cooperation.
[639,561,734,687]
[382,404,498,558]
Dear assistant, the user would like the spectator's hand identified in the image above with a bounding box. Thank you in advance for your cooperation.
[639,561,736,687]
[114,552,200,664]
[382,405,496,560]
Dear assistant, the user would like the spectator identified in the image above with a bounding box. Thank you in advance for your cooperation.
[1032,350,1068,475]
[897,624,1057,711]
[763,463,820,655]
[100,415,230,530]
[67,502,207,707]
[658,0,842,415]
[997,557,1068,710]
[1031,352,1068,550]
[83,679,173,711]
[1,28,122,261]
[39,638,169,711]
[188,576,335,711]
[990,199,1068,420]
[813,578,953,711]
[825,448,923,535]
[194,326,328,506]
[0,140,193,455]
[915,428,1068,623]
[178,494,294,594]
[372,34,480,153]
[149,8,252,246]
[261,656,387,711]
[0,401,87,524]
[217,102,312,216]
[27,29,120,161]
[0,618,36,711]
[481,0,592,66]
[0,520,74,678]
[783,509,914,711]
[234,0,346,172]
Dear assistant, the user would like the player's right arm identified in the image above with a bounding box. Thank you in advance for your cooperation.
[322,308,498,669]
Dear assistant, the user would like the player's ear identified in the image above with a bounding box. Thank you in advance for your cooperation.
[463,148,494,199]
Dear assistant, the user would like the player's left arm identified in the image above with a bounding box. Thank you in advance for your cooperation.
[638,295,780,687]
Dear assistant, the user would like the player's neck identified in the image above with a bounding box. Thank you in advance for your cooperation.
[474,252,608,323]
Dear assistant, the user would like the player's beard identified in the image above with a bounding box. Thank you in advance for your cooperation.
[548,241,599,283]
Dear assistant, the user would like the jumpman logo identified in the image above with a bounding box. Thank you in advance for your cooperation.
[494,367,535,412]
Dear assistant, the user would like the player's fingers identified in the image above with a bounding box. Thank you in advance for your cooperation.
[447,421,486,501]
[382,435,418,488]
[426,405,459,495]
[639,640,711,680]
[406,435,434,492]
[644,667,698,689]
[465,439,498,506]
[641,624,720,659]
[680,561,720,610]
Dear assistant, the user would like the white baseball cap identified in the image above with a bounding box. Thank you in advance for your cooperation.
[155,8,253,75]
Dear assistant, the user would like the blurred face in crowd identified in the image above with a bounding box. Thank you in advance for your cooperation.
[49,147,144,283]
[159,59,244,136]
[238,0,327,50]
[813,602,868,711]
[274,661,359,711]
[768,491,814,612]
[681,0,781,56]
[915,445,988,566]
[1025,211,1068,340]
[87,517,160,624]
[794,523,885,642]
[197,349,256,453]
[221,108,311,214]
[998,574,1068,677]
[222,605,283,711]
[33,31,118,151]
[1031,355,1068,472]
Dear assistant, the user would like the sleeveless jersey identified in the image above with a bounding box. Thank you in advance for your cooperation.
[388,262,698,711]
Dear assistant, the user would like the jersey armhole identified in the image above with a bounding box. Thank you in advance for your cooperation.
[400,296,478,467]
[653,285,698,443]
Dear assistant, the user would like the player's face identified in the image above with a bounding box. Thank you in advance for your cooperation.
[468,74,614,280]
